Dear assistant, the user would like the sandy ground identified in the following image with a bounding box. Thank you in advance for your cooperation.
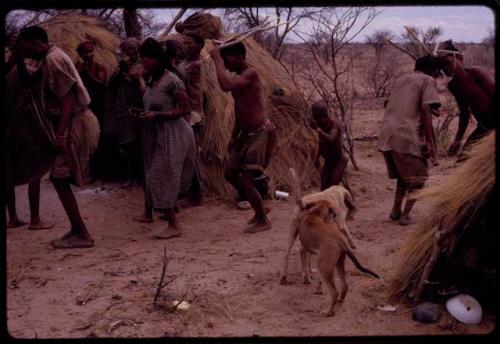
[6,100,495,339]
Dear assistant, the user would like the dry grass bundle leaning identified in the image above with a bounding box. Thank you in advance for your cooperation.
[199,38,319,198]
[40,15,120,77]
[388,131,496,303]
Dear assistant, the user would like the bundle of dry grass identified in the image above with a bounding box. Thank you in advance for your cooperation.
[389,131,496,303]
[41,15,120,76]
[199,38,319,198]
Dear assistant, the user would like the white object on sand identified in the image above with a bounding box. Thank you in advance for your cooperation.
[377,305,398,312]
[172,300,190,310]
[446,294,482,325]
[274,190,289,200]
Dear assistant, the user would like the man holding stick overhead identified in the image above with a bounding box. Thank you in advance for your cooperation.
[210,42,276,233]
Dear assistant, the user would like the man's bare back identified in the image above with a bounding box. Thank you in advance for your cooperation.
[448,67,494,128]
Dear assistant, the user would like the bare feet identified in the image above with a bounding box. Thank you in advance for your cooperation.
[243,218,272,234]
[7,218,28,229]
[134,214,153,223]
[398,214,415,226]
[153,227,182,239]
[389,209,402,221]
[29,219,54,230]
[247,207,272,224]
[51,233,94,249]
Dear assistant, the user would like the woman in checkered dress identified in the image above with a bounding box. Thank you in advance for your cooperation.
[134,38,195,239]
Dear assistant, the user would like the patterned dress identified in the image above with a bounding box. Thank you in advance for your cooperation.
[142,70,196,209]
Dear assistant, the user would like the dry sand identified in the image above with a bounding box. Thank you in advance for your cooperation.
[6,97,494,339]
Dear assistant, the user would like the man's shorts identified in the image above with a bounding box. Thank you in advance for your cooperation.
[227,120,276,173]
[382,150,428,188]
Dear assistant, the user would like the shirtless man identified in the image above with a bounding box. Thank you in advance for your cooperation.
[210,42,276,233]
[438,41,495,157]
[17,26,99,248]
[310,101,348,190]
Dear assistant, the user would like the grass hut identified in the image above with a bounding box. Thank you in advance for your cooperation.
[389,131,496,309]
[41,15,120,77]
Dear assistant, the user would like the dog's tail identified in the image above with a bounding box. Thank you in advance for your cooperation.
[288,167,303,209]
[345,250,380,279]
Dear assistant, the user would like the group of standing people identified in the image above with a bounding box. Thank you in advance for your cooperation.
[5,24,494,248]
[378,43,495,226]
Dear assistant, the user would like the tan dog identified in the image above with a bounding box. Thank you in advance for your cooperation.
[280,168,379,316]
[301,185,357,249]
[280,170,356,285]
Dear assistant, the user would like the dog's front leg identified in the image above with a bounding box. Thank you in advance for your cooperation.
[338,213,356,249]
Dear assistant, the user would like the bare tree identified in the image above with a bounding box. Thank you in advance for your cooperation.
[224,7,332,61]
[293,7,379,170]
[224,7,267,41]
[365,30,399,97]
[482,27,494,47]
[123,8,142,38]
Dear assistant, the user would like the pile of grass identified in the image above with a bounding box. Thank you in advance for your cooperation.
[388,131,496,302]
[41,15,120,77]
[199,38,319,198]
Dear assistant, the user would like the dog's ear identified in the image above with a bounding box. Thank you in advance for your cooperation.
[344,190,357,220]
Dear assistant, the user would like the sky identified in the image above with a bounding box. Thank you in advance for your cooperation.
[153,5,495,43]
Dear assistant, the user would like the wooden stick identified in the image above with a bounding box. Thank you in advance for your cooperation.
[213,23,269,44]
[217,21,290,49]
[153,247,169,305]
[414,232,441,302]
[404,25,431,55]
[160,8,187,37]
[384,38,417,60]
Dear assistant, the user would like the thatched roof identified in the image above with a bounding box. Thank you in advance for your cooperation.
[41,15,120,77]
[389,131,496,303]
[199,38,319,197]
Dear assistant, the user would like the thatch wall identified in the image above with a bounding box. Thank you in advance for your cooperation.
[388,131,496,303]
[41,15,119,77]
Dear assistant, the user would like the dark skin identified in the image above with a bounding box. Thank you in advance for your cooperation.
[311,103,348,190]
[76,45,107,85]
[17,37,93,248]
[5,41,52,230]
[441,54,495,156]
[6,179,53,230]
[115,46,143,187]
[133,55,191,236]
[210,46,270,233]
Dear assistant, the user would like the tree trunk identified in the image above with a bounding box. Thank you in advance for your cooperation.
[123,8,142,38]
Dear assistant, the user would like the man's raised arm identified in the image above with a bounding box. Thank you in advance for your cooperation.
[210,47,255,92]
